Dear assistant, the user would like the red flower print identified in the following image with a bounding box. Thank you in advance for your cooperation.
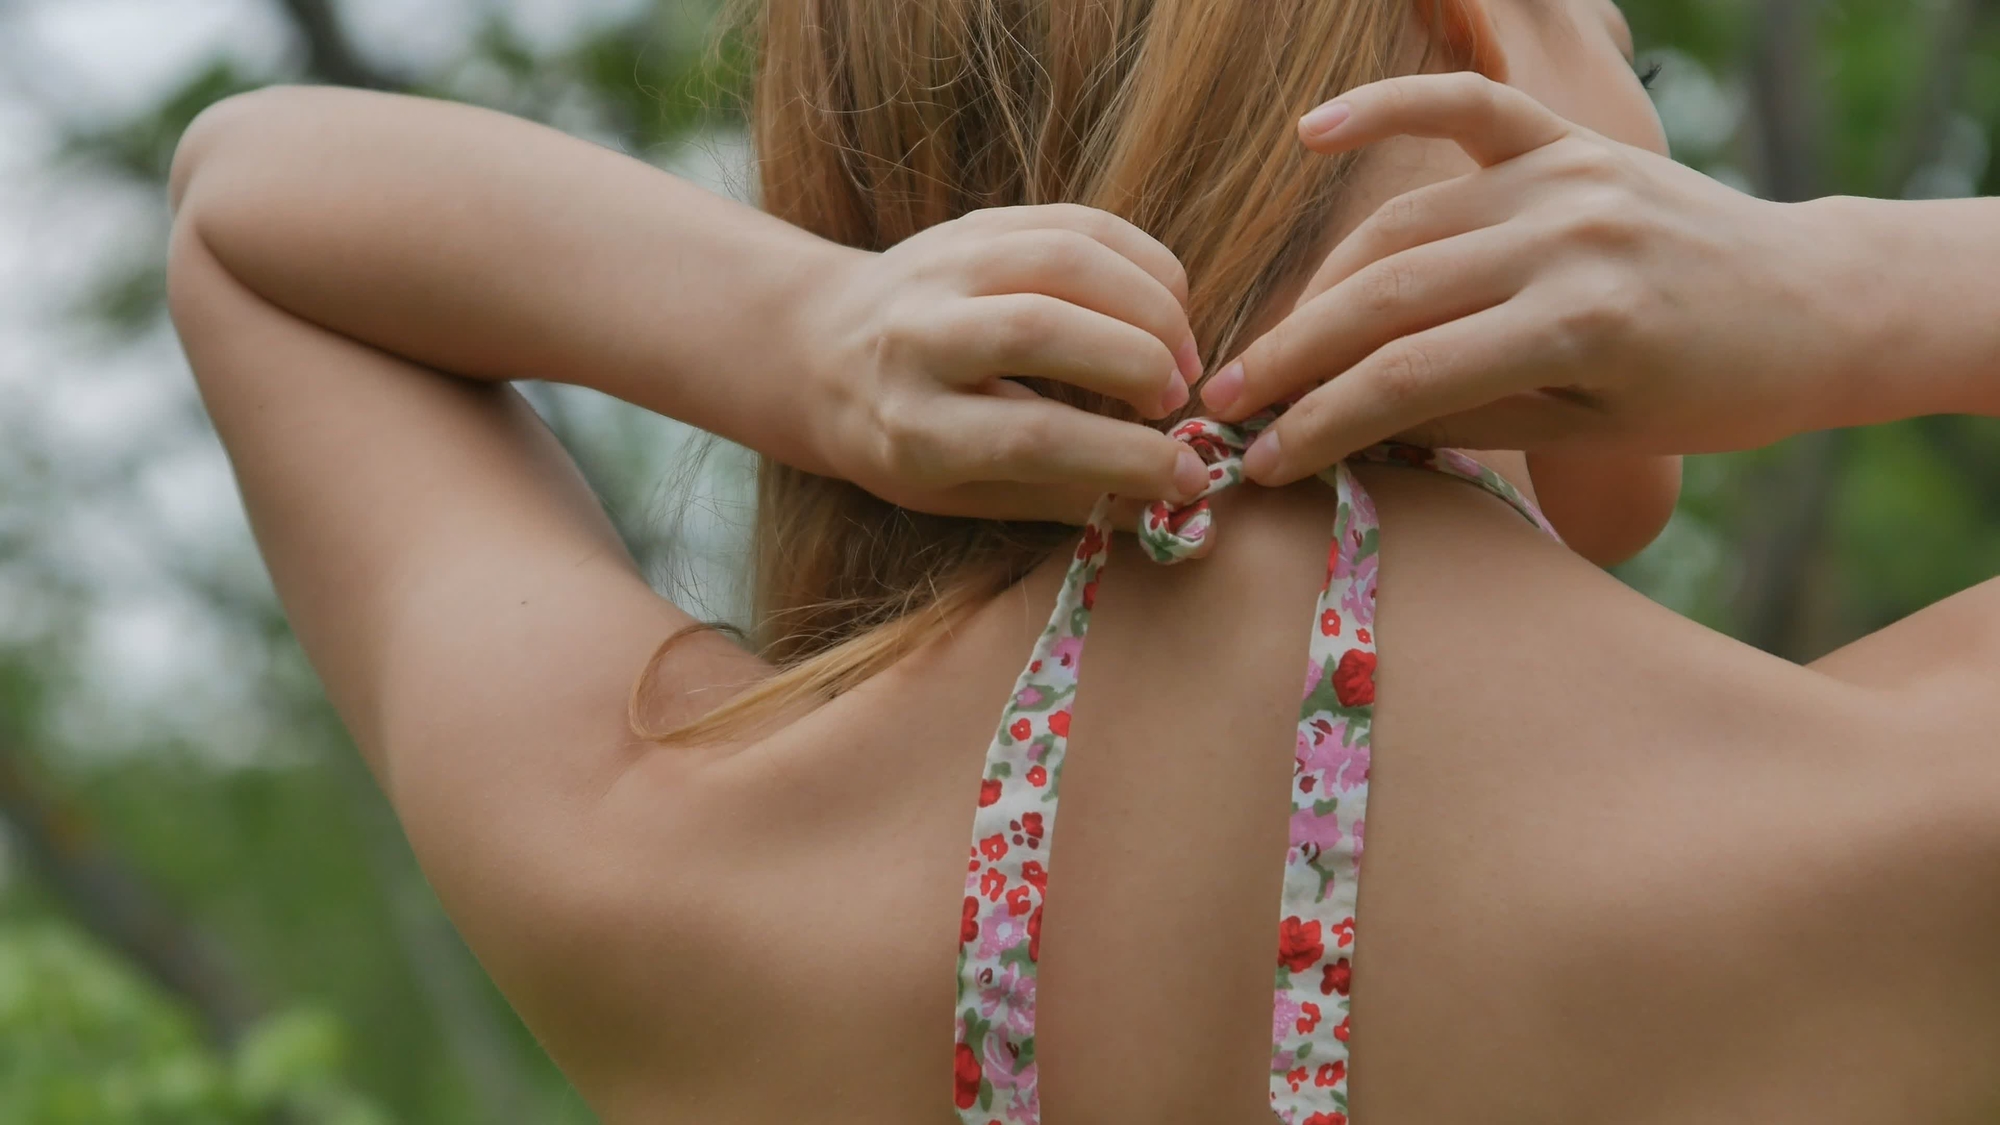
[1314,1061,1346,1087]
[1320,957,1351,996]
[1006,884,1034,916]
[1303,1114,1347,1125]
[954,1042,982,1109]
[1009,718,1032,742]
[1319,608,1341,637]
[1021,860,1048,890]
[1019,812,1044,840]
[1286,1066,1308,1092]
[1277,916,1325,973]
[1082,579,1098,610]
[1332,650,1376,707]
[1030,660,1042,672]
[1356,627,1371,644]
[980,867,1006,901]
[1028,906,1043,961]
[1027,764,1047,787]
[1076,524,1105,560]
[979,834,1009,861]
[978,779,1002,807]
[1047,710,1071,737]
[960,896,980,943]
[1296,1001,1321,1034]
[1333,916,1355,948]
[1333,1016,1351,1042]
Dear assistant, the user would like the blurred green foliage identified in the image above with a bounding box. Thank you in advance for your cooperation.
[2,0,1996,1121]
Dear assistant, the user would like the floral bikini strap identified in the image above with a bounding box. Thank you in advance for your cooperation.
[1138,415,1557,557]
[952,413,1556,1125]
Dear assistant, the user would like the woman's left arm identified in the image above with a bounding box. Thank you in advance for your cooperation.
[1206,73,2000,475]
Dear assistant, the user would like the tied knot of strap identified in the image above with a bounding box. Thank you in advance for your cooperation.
[1134,414,1273,565]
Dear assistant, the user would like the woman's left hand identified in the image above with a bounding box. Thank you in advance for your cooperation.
[1200,72,1868,485]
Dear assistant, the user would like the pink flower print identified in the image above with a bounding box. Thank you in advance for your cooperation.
[983,1030,1040,1114]
[977,907,1030,961]
[1339,551,1379,622]
[977,961,1037,1041]
[1351,818,1366,858]
[1301,714,1368,793]
[1049,635,1084,671]
[1349,476,1379,528]
[1015,686,1045,708]
[1271,990,1302,1045]
[1300,658,1323,702]
[1290,804,1344,852]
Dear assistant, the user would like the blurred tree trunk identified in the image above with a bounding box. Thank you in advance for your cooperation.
[1727,0,1835,658]
[275,0,405,91]
[0,739,266,1046]
[1727,0,1985,659]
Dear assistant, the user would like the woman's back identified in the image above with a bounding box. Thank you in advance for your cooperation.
[543,456,2000,1124]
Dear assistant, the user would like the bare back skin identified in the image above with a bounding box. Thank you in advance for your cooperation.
[475,454,2000,1125]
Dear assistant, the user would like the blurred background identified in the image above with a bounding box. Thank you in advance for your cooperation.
[0,0,1996,1120]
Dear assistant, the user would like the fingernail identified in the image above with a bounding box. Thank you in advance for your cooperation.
[1299,100,1352,140]
[1162,369,1189,413]
[1173,448,1207,501]
[1202,361,1244,412]
[1175,337,1204,385]
[1243,431,1281,482]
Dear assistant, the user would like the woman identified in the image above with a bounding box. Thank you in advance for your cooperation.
[164,0,2000,1120]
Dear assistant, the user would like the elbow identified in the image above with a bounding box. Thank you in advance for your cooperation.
[168,85,316,220]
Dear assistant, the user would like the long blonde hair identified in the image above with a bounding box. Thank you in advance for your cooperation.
[638,0,1430,742]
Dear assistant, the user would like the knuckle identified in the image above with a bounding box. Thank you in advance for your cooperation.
[1546,280,1640,366]
[1559,190,1637,247]
[1044,202,1106,235]
[1554,140,1622,183]
[1372,339,1440,406]
[989,412,1056,471]
[1009,229,1092,283]
[1450,71,1497,115]
[870,397,933,479]
[869,306,925,371]
[996,297,1057,350]
[1355,259,1416,316]
[1374,191,1428,241]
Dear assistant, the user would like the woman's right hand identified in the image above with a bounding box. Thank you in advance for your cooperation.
[799,204,1213,523]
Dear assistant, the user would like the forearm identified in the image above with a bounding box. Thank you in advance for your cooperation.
[1811,195,2000,426]
[168,85,849,474]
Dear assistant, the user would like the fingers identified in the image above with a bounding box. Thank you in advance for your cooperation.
[1297,72,1573,168]
[973,203,1193,310]
[1294,155,1549,308]
[948,293,1189,416]
[1206,225,1532,421]
[1235,301,1559,485]
[973,227,1200,398]
[930,395,1211,502]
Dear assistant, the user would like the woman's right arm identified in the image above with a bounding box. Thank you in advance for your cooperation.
[171,86,1207,507]
[165,86,1205,1065]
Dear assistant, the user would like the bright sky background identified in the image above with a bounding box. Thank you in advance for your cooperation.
[0,0,748,766]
